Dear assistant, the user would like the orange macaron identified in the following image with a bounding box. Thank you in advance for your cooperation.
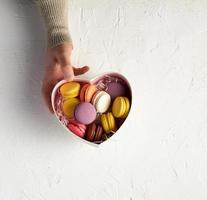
[80,84,97,102]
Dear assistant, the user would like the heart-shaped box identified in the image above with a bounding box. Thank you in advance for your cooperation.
[51,72,132,146]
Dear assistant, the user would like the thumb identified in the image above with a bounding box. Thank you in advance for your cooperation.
[57,54,74,81]
[73,66,90,76]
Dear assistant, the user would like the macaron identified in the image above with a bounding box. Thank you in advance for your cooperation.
[67,120,86,138]
[94,125,103,141]
[85,123,103,142]
[62,97,80,118]
[106,82,126,99]
[101,112,116,133]
[74,102,97,125]
[80,84,97,102]
[92,91,111,113]
[112,96,130,118]
[60,82,80,99]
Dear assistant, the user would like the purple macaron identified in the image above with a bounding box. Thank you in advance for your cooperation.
[106,82,126,100]
[74,102,97,125]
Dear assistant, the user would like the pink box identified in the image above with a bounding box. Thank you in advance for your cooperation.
[51,72,132,146]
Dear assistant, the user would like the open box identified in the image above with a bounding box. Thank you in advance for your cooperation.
[51,72,132,146]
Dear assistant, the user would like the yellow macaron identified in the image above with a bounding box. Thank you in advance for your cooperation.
[62,98,80,118]
[112,96,130,118]
[101,112,116,133]
[60,82,81,99]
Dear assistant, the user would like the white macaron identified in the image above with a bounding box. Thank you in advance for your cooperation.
[92,91,111,113]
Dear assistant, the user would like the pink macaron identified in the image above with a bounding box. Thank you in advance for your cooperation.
[105,82,126,100]
[74,102,97,125]
[67,120,87,138]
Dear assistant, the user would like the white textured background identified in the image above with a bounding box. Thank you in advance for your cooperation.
[1,0,207,199]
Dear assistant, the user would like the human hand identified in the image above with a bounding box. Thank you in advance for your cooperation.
[41,43,89,114]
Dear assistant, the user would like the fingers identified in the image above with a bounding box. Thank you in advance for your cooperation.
[41,82,54,114]
[41,64,89,114]
[73,66,90,76]
[62,65,74,81]
[57,54,74,81]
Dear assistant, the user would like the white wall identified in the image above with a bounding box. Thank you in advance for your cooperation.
[1,0,207,199]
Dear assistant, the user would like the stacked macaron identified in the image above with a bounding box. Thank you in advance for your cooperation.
[59,79,131,144]
[60,82,80,119]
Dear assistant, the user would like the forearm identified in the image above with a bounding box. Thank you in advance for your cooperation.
[36,0,72,48]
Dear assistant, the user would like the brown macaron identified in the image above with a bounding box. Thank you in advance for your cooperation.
[86,123,103,142]
[86,123,97,142]
[94,125,103,141]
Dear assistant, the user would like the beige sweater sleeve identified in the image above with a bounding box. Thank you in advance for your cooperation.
[36,0,72,48]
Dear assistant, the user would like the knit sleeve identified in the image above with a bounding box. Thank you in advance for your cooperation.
[35,0,72,48]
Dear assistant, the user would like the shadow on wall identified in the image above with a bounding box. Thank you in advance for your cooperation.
[10,0,72,139]
[4,1,82,147]
[11,1,47,122]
